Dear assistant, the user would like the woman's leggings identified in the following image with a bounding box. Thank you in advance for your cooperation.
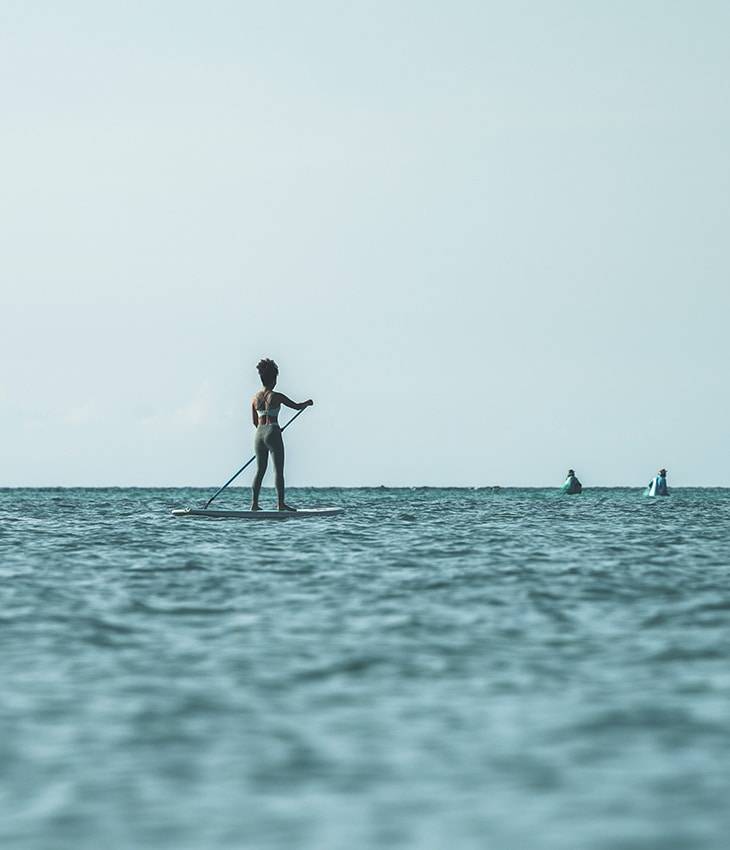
[252,425,285,504]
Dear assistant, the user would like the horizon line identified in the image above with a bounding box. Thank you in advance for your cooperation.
[1,484,728,491]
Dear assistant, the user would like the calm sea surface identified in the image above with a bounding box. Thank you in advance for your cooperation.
[2,487,729,850]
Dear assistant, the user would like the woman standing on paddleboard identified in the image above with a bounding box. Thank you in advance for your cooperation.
[251,359,313,512]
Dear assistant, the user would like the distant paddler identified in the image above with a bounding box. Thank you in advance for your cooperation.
[251,358,313,512]
[561,469,582,494]
[646,468,669,496]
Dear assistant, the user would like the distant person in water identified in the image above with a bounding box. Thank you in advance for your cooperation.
[561,469,582,494]
[251,359,313,511]
[647,468,669,496]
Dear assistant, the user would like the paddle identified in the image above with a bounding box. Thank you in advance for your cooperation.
[201,407,307,510]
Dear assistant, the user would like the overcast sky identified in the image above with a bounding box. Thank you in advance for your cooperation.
[2,1,729,487]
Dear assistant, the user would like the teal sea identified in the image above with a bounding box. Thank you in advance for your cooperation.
[2,487,730,850]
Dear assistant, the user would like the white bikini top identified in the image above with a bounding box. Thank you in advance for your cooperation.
[256,393,280,419]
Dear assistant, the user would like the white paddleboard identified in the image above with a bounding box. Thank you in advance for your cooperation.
[172,507,344,520]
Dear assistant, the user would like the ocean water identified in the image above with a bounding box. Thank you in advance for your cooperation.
[2,487,730,850]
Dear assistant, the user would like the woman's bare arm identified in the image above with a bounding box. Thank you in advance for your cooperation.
[252,401,259,426]
[276,393,314,411]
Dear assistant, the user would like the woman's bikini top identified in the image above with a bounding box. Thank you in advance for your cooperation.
[256,394,280,421]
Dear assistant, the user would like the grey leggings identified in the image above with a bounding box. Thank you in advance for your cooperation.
[252,424,285,503]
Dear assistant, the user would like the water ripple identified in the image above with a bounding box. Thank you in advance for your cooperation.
[2,487,730,850]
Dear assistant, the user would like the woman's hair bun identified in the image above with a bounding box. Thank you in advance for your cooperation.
[256,358,279,385]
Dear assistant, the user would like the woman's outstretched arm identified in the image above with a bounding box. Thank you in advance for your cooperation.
[276,394,314,411]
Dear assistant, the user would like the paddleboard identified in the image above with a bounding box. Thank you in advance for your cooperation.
[172,507,344,520]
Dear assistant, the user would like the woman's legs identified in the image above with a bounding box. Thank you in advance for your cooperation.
[267,428,295,511]
[250,430,269,510]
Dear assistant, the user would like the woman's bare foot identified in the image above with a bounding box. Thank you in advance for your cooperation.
[250,504,262,511]
[278,503,297,512]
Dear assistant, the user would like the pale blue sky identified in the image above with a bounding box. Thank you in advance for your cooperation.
[2,1,729,486]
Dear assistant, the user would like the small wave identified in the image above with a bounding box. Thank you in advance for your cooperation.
[126,560,208,573]
[295,654,385,682]
[130,600,236,617]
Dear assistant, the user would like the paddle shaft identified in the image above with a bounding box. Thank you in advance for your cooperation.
[203,407,307,509]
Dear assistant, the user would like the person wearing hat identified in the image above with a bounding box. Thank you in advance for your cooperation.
[561,469,582,494]
[647,468,669,496]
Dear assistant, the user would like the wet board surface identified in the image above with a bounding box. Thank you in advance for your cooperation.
[172,507,344,520]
